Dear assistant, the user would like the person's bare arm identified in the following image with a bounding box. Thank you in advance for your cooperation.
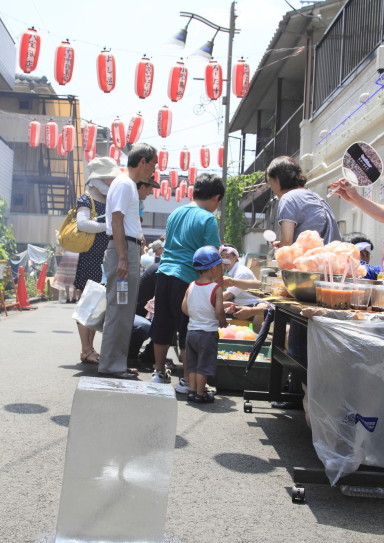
[275,220,295,247]
[214,286,227,328]
[181,288,189,316]
[111,211,128,279]
[330,178,384,222]
[223,277,261,290]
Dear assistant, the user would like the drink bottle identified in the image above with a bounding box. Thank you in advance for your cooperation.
[116,280,128,304]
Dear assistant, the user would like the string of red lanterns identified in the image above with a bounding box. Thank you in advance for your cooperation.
[18,28,249,100]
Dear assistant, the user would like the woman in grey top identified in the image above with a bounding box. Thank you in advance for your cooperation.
[266,156,341,247]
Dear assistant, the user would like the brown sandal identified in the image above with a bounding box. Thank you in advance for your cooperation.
[80,349,99,365]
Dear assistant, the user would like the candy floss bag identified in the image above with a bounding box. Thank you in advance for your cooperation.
[307,315,384,486]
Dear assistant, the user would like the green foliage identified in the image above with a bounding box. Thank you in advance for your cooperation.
[224,171,265,253]
[0,198,17,261]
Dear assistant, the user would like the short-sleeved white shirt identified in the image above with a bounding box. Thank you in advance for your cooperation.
[105,173,142,239]
[226,261,259,306]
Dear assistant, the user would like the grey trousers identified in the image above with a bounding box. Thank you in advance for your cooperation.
[98,240,140,373]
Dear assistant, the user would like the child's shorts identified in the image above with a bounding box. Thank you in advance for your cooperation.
[185,330,218,376]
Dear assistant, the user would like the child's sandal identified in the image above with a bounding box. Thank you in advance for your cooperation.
[187,390,196,402]
[193,392,215,404]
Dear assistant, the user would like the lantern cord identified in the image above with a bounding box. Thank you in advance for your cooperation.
[316,73,384,145]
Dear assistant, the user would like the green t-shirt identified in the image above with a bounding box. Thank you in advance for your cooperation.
[158,203,221,284]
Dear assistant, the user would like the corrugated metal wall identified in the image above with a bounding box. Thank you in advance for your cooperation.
[0,19,15,90]
[0,138,14,207]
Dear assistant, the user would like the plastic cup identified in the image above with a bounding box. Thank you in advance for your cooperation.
[329,282,354,310]
[350,284,372,311]
[318,281,333,308]
[370,285,384,312]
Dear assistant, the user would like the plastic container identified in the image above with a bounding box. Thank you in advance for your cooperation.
[350,284,372,310]
[116,280,128,304]
[370,285,384,311]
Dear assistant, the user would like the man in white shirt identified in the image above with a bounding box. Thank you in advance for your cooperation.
[98,143,159,379]
[220,245,268,332]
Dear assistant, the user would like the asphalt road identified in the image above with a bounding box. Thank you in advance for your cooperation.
[1,301,383,543]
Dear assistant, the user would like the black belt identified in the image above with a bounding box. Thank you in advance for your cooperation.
[108,235,141,246]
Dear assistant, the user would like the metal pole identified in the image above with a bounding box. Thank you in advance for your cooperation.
[219,1,236,241]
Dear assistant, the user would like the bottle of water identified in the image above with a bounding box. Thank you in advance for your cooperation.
[116,280,128,304]
[340,485,384,498]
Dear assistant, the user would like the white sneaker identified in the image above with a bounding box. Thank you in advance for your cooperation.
[175,378,190,394]
[151,370,172,384]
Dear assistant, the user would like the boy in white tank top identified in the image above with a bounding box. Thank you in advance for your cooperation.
[181,246,228,403]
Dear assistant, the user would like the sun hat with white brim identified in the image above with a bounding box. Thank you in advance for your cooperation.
[86,157,121,181]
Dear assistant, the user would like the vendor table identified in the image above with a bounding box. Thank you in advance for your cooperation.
[243,302,384,502]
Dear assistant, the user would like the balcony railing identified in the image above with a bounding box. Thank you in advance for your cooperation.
[313,0,384,112]
[245,104,303,174]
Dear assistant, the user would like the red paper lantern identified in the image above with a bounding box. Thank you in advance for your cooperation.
[168,60,188,102]
[111,118,125,149]
[160,180,169,197]
[82,122,97,152]
[232,58,250,98]
[19,27,41,73]
[109,144,121,163]
[62,123,75,152]
[158,148,169,171]
[200,146,210,168]
[126,112,144,144]
[97,49,116,93]
[158,106,172,138]
[28,120,41,147]
[85,147,96,162]
[54,40,74,85]
[187,185,194,200]
[188,166,197,185]
[205,60,223,100]
[45,121,58,149]
[164,186,172,201]
[57,134,66,157]
[179,147,190,171]
[153,170,160,184]
[169,169,178,189]
[179,180,187,199]
[217,144,224,167]
[175,187,182,202]
[153,188,161,199]
[135,56,154,99]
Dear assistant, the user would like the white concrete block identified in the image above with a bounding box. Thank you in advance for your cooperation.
[55,377,177,543]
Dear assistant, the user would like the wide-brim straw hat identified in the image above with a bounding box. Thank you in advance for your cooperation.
[87,157,121,181]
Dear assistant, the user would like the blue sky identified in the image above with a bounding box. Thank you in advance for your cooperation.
[1,0,303,173]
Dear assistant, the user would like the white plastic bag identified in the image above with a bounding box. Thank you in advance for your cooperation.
[72,279,106,332]
[307,316,384,485]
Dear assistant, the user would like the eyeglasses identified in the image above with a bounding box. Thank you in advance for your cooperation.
[147,160,157,168]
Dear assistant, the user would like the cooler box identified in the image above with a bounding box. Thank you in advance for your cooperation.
[213,340,272,392]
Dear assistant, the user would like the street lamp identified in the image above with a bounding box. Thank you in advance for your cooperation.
[175,2,238,240]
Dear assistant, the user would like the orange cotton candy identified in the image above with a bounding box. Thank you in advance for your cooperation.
[275,244,304,270]
[295,230,324,252]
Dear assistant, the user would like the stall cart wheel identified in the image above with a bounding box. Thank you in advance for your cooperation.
[244,401,253,413]
[292,485,305,503]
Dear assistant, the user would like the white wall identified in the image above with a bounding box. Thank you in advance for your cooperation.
[300,46,384,268]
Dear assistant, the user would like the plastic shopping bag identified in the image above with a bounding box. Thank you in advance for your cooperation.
[307,316,384,485]
[72,279,106,332]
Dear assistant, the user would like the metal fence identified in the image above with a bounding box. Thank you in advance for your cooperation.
[313,0,384,112]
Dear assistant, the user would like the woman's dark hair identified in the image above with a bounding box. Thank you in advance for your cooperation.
[193,173,225,201]
[342,232,374,251]
[128,143,157,167]
[266,156,307,190]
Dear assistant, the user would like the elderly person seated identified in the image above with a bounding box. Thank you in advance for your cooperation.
[220,244,269,332]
